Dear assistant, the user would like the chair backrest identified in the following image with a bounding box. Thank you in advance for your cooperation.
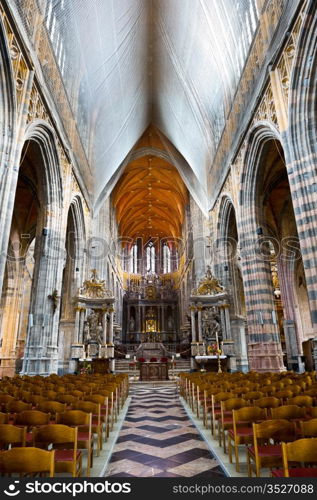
[221,398,248,413]
[71,401,101,423]
[6,400,32,413]
[256,396,280,409]
[271,405,306,420]
[0,424,26,447]
[300,418,317,438]
[213,392,235,403]
[33,424,77,446]
[14,410,50,427]
[56,394,78,405]
[282,438,317,476]
[0,412,9,424]
[37,401,67,414]
[0,447,55,476]
[253,419,296,442]
[275,389,294,400]
[56,410,91,426]
[244,391,264,401]
[287,395,313,407]
[233,406,267,424]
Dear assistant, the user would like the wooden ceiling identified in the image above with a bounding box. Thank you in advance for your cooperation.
[112,126,189,242]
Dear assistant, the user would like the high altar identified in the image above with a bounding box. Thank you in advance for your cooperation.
[123,273,179,345]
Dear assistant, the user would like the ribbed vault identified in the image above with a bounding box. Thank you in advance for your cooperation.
[112,127,188,240]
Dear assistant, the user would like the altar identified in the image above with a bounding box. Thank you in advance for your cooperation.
[140,362,169,381]
[195,355,228,372]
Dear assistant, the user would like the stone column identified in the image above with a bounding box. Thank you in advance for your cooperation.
[223,303,232,339]
[74,307,81,343]
[197,305,203,342]
[102,308,108,344]
[78,308,86,344]
[108,307,115,371]
[220,307,226,340]
[190,306,196,342]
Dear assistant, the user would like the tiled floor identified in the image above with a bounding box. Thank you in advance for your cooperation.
[104,383,226,477]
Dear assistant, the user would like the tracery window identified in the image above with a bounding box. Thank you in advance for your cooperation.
[146,242,155,274]
[163,244,171,274]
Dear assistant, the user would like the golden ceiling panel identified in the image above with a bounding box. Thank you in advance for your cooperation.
[112,126,189,241]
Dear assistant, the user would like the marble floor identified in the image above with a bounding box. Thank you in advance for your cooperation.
[104,383,226,478]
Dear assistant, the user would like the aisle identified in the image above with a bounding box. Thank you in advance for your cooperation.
[104,384,226,478]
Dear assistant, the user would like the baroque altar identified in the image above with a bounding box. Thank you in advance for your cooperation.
[190,267,236,371]
[71,270,116,370]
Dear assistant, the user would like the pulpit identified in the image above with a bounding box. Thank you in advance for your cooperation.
[140,362,169,381]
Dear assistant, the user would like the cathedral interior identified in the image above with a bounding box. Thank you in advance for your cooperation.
[0,0,317,480]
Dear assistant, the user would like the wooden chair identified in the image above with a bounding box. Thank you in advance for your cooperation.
[247,419,296,477]
[228,406,267,472]
[33,424,82,477]
[37,401,67,418]
[218,398,248,452]
[14,410,51,442]
[56,394,79,406]
[85,394,109,438]
[6,400,32,415]
[71,401,102,455]
[300,418,317,438]
[271,404,307,423]
[287,395,314,412]
[0,424,26,449]
[56,410,93,476]
[0,447,55,476]
[243,391,264,403]
[210,392,235,436]
[0,412,9,424]
[272,438,317,477]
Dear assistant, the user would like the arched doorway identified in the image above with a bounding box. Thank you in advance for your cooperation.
[240,125,307,371]
[58,197,86,374]
[217,196,248,371]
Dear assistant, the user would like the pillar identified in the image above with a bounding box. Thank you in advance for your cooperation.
[102,308,108,344]
[197,305,203,342]
[109,307,115,371]
[190,305,197,370]
[74,307,81,343]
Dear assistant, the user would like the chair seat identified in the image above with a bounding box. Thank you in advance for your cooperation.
[55,449,81,462]
[272,468,317,477]
[248,444,282,457]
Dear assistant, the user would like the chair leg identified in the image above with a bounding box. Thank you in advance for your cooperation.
[235,443,240,472]
[228,437,233,463]
[247,451,251,477]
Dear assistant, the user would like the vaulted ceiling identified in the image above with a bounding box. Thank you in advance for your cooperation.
[43,0,259,214]
[112,127,188,240]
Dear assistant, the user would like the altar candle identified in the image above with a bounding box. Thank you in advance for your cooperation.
[133,355,136,362]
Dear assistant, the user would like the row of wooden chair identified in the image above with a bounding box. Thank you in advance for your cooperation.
[179,370,317,476]
[0,373,129,476]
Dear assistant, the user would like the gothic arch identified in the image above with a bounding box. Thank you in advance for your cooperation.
[0,14,17,182]
[288,0,317,160]
[23,120,63,210]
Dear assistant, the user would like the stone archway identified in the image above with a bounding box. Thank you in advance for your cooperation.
[18,121,63,375]
[216,196,248,371]
[58,196,86,374]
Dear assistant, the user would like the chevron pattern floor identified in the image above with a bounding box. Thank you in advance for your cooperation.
[105,384,226,477]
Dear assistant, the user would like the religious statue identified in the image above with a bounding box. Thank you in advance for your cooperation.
[83,321,91,342]
[84,311,103,344]
[129,317,135,331]
[167,315,174,330]
[202,307,221,341]
[192,266,225,296]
